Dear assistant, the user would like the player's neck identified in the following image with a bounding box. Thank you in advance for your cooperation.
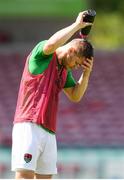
[56,47,66,66]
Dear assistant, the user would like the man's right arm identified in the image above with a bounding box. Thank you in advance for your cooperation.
[43,11,92,55]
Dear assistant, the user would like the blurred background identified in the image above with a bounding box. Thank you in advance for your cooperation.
[0,0,124,178]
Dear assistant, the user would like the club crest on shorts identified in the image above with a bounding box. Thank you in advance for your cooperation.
[24,153,32,163]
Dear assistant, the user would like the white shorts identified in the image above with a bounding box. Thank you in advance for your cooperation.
[11,122,57,175]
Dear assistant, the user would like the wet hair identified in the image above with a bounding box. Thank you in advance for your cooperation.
[81,39,94,59]
[71,39,94,59]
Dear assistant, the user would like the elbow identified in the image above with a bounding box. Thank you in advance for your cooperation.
[70,96,82,103]
[68,91,84,103]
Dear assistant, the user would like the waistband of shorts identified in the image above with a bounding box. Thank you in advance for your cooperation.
[39,125,55,135]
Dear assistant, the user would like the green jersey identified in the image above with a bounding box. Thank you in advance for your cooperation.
[28,40,76,88]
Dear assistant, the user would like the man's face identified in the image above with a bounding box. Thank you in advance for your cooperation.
[62,48,85,70]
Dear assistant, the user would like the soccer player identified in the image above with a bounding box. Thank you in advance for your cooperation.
[11,11,94,179]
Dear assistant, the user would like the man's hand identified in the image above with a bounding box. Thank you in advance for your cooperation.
[82,57,94,76]
[75,11,93,30]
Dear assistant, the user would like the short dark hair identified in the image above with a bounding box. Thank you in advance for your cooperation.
[70,39,94,59]
[82,39,94,59]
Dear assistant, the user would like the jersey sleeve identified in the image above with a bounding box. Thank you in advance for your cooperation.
[64,70,76,88]
[28,40,53,75]
[31,40,48,59]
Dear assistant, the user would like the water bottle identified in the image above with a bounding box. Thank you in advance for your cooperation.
[80,9,96,39]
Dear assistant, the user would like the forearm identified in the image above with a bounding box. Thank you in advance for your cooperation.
[43,11,92,55]
[71,72,90,102]
[44,22,80,54]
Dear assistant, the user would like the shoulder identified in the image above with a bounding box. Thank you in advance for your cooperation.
[31,40,48,58]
